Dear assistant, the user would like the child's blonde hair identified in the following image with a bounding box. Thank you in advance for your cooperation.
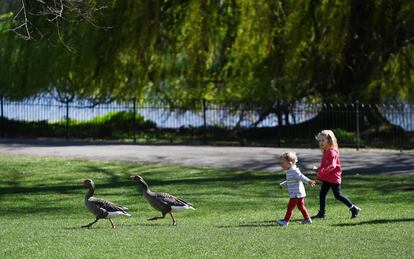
[316,129,339,150]
[280,152,298,164]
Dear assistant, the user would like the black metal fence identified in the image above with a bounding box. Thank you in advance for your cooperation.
[0,96,413,149]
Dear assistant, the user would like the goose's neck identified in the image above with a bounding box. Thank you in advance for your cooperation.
[139,181,150,194]
[85,186,94,199]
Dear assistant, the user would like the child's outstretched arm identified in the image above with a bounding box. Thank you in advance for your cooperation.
[295,170,316,187]
[279,181,288,189]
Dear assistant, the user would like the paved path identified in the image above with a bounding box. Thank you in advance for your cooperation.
[0,139,413,175]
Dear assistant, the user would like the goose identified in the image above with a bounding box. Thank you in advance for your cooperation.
[81,179,131,229]
[130,175,195,225]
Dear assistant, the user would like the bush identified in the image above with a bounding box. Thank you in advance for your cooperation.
[332,128,357,145]
[66,111,157,138]
[360,124,406,148]
[0,111,157,140]
[89,111,156,130]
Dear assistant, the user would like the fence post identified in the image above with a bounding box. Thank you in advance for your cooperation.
[277,101,281,147]
[203,98,207,145]
[65,100,69,140]
[0,95,3,137]
[132,97,137,143]
[400,103,404,152]
[355,100,360,150]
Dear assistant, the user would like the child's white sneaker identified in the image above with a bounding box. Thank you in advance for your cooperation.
[301,219,313,224]
[276,220,289,226]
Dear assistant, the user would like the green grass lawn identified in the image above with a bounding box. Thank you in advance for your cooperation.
[0,155,413,258]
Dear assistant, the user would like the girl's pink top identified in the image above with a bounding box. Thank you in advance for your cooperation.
[316,148,342,184]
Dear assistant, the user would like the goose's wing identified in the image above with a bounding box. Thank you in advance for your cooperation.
[155,192,193,207]
[90,197,128,213]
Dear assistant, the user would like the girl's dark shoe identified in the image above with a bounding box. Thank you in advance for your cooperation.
[350,206,361,218]
[311,210,325,219]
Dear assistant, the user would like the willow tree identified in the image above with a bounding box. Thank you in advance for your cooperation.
[0,0,115,100]
[0,0,164,103]
[2,0,414,105]
[0,14,52,99]
[367,0,414,102]
[223,1,277,101]
[145,0,239,106]
[0,13,15,98]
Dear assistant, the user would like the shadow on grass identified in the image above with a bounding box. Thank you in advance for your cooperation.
[332,218,414,227]
[216,218,315,228]
[64,225,116,230]
[216,220,277,228]
[135,171,281,189]
[82,164,126,185]
[0,170,280,217]
[0,170,282,196]
[0,181,134,195]
[122,223,174,228]
[63,220,139,230]
[1,206,65,215]
[63,223,174,230]
[3,159,413,220]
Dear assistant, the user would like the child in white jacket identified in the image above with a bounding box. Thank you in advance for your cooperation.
[277,152,315,226]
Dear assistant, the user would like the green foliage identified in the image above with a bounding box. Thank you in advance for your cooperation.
[78,111,156,129]
[1,0,414,102]
[332,128,357,145]
[0,111,156,139]
[379,44,414,101]
[63,111,157,138]
[0,155,414,258]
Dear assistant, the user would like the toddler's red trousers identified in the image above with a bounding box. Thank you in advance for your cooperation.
[284,197,310,221]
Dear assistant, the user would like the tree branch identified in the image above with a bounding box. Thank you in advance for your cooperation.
[5,0,108,41]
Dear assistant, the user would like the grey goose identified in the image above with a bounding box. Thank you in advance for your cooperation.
[81,179,131,228]
[130,175,195,225]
